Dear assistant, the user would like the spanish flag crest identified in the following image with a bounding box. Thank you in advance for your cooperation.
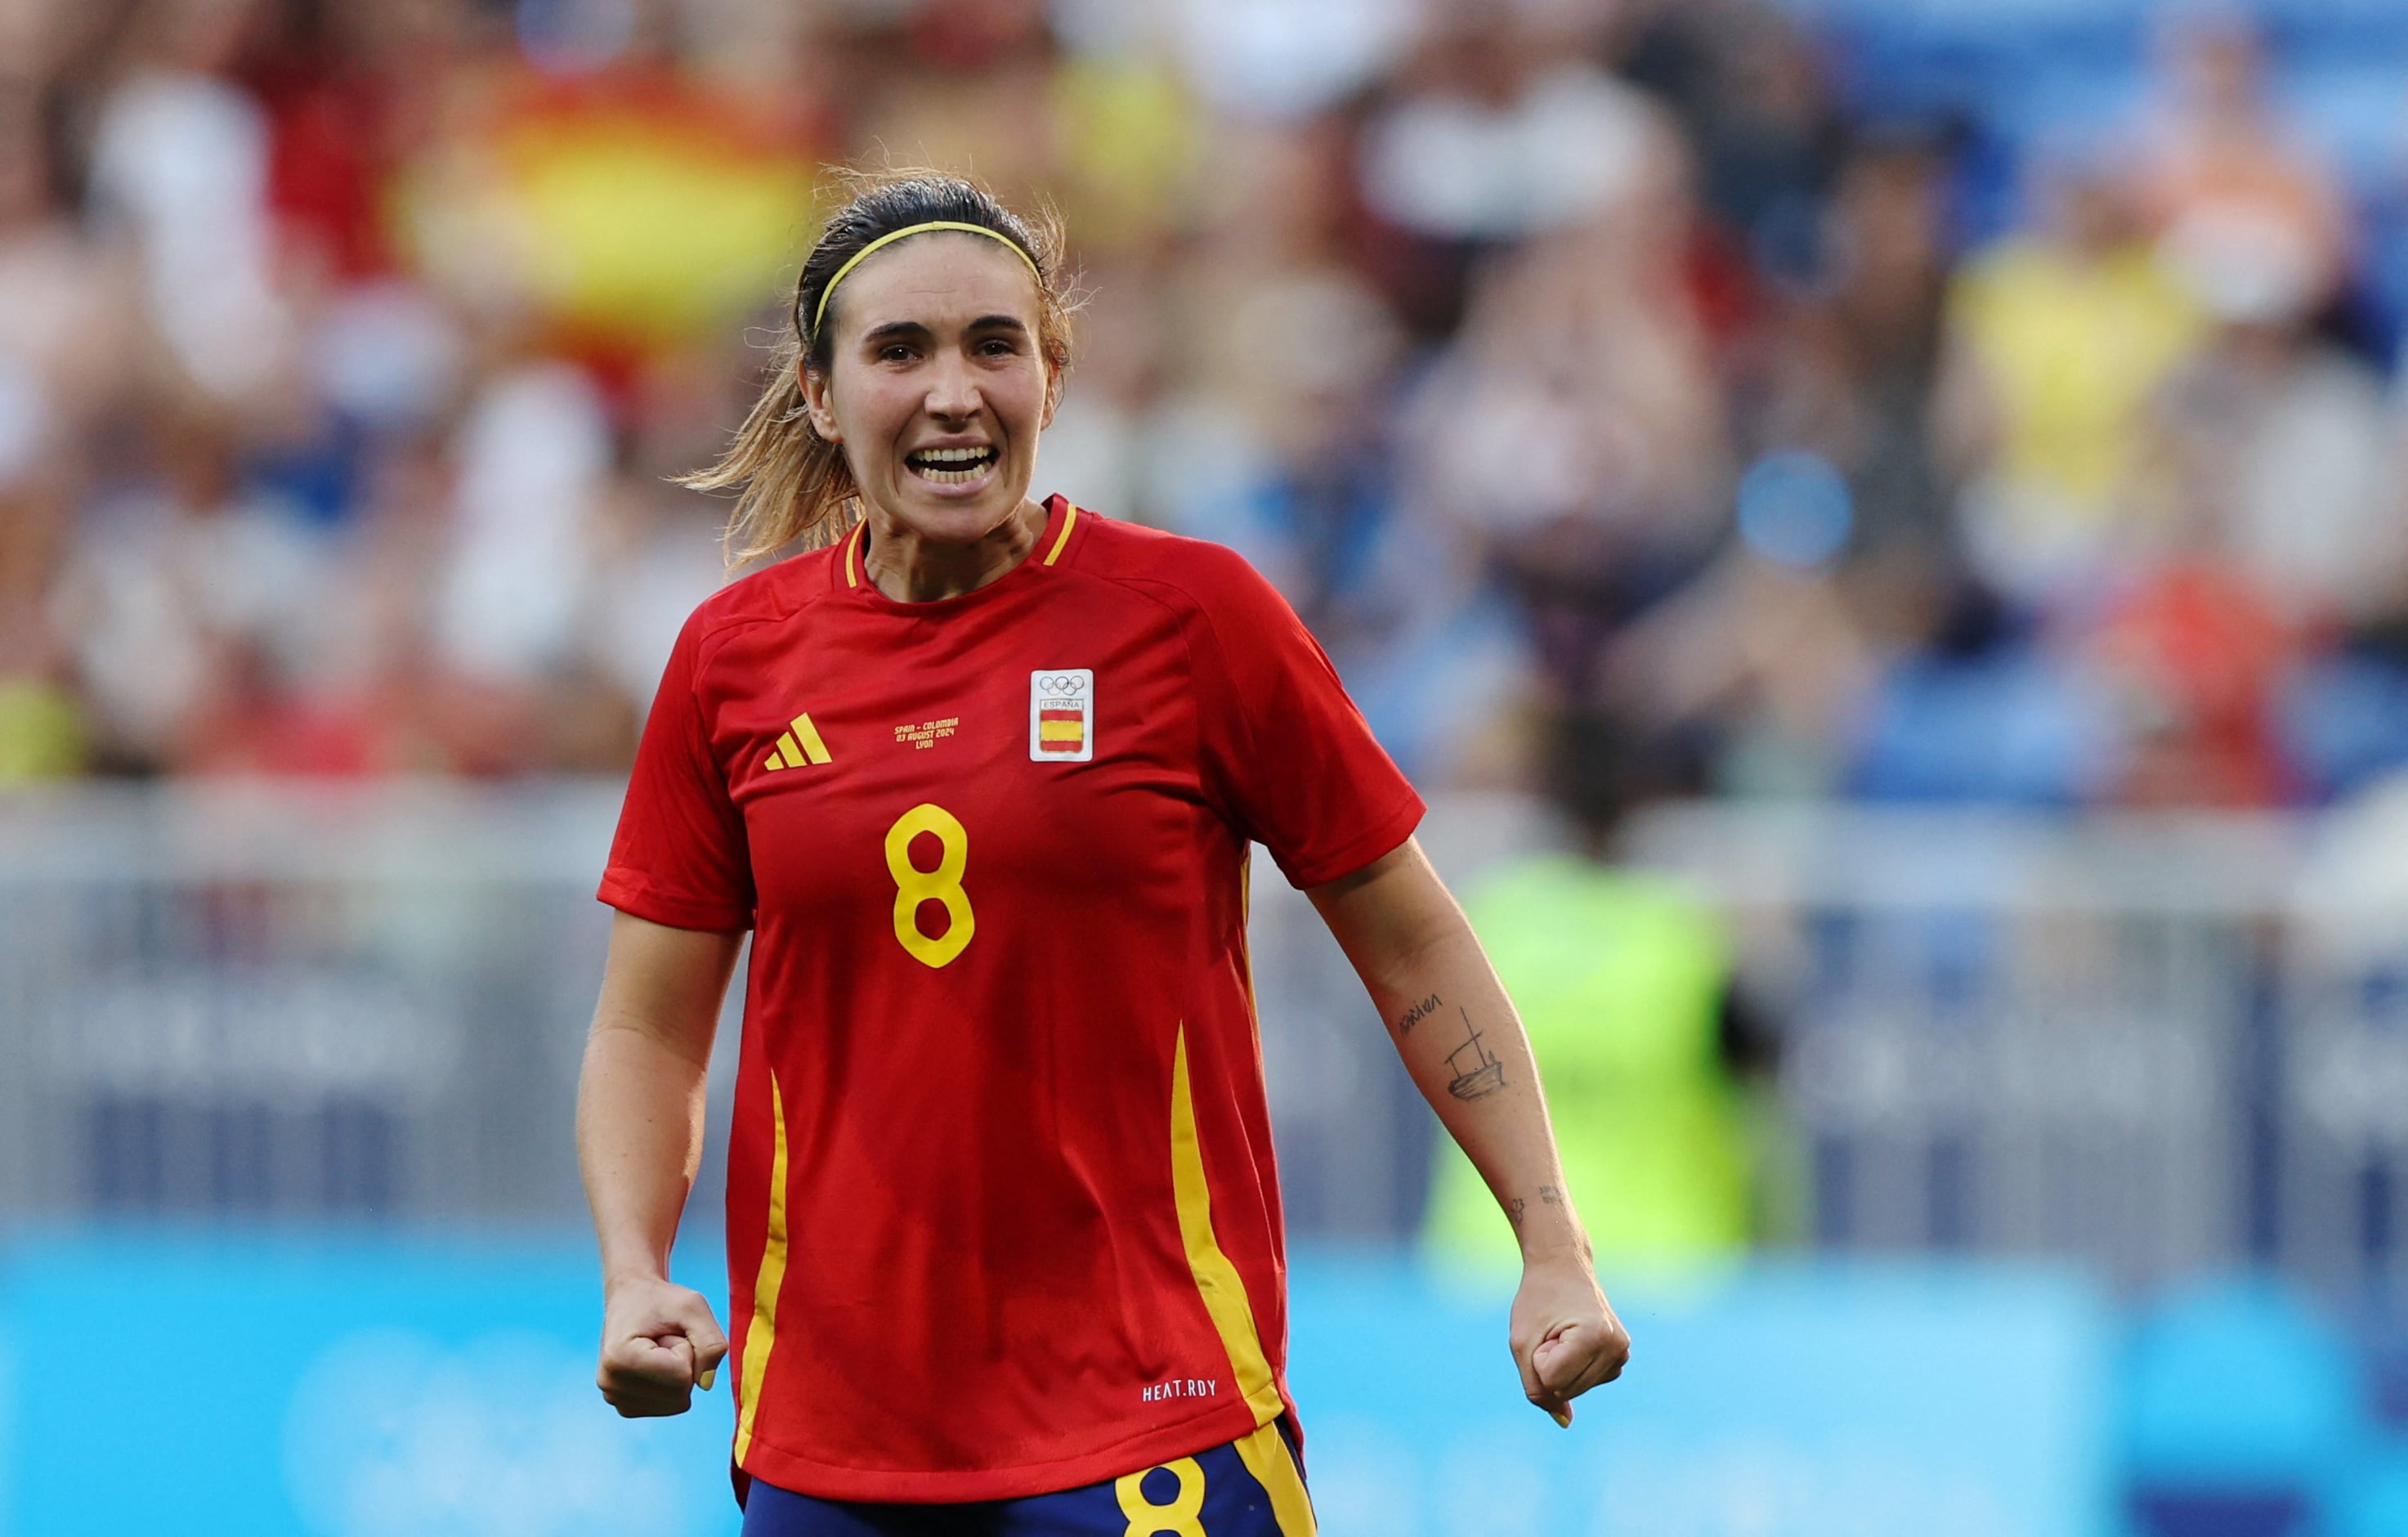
[1028,669,1094,762]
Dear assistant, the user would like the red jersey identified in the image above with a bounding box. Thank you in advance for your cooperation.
[598,497,1423,1501]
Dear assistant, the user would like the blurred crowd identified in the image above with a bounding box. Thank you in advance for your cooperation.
[8,0,2408,805]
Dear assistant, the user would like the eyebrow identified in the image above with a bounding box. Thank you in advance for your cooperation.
[857,314,1032,347]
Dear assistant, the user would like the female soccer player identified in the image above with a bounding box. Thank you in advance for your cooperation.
[578,173,1628,1535]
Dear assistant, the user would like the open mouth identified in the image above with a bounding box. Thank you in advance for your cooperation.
[905,446,999,486]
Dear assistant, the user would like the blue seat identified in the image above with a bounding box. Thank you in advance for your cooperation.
[2124,1278,2372,1536]
[2258,0,2408,51]
[2333,1450,2408,1537]
[2128,1490,2312,1537]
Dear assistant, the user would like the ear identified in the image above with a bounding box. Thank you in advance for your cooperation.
[1041,364,1064,432]
[799,361,843,443]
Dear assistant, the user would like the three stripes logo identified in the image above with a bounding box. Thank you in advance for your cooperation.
[1028,670,1094,762]
[763,714,833,773]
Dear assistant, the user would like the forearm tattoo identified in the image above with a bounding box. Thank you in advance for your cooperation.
[1443,1006,1506,1100]
[1508,1187,1565,1232]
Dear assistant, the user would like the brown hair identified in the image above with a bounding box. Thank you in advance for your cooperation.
[684,169,1077,570]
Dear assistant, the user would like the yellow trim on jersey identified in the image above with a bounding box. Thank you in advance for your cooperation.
[1221,853,1318,1535]
[844,522,862,588]
[1233,1419,1318,1535]
[790,713,833,765]
[1168,1025,1287,1424]
[1043,502,1079,565]
[733,1073,792,1468]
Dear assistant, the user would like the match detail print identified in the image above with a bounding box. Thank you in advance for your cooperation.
[1029,669,1094,762]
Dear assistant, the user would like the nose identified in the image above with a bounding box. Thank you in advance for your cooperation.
[923,349,982,422]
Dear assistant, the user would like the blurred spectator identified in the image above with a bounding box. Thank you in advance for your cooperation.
[1606,523,1878,799]
[1164,0,1417,123]
[1936,153,2204,609]
[841,0,1060,221]
[52,403,333,772]
[0,478,83,782]
[1753,132,1954,553]
[2147,217,2397,627]
[1360,2,1658,246]
[1615,0,1842,288]
[421,356,643,773]
[1151,115,1407,606]
[2135,9,2352,317]
[88,0,298,406]
[434,359,608,686]
[1356,0,1666,334]
[1423,708,1773,1271]
[2087,558,2299,808]
[581,348,748,708]
[0,78,135,453]
[1045,20,1205,254]
[0,63,114,782]
[237,0,405,284]
[1401,122,1731,701]
[8,0,2408,815]
[1031,251,1159,524]
[2101,194,2397,807]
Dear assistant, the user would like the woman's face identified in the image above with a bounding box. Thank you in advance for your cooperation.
[803,234,1058,545]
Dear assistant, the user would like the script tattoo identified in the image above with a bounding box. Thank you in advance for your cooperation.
[1538,1185,1564,1208]
[1443,1007,1506,1101]
[1509,1197,1528,1230]
[1395,993,1441,1035]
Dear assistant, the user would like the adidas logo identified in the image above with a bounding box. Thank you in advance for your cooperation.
[763,714,833,772]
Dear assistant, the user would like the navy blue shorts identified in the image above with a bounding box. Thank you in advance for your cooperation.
[738,1421,1314,1536]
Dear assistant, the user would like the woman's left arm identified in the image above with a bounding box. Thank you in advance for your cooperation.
[1307,836,1631,1424]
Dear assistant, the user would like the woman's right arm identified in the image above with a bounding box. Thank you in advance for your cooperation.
[577,909,745,1417]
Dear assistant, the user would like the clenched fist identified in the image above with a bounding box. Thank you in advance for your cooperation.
[1509,1252,1631,1427]
[597,1273,729,1418]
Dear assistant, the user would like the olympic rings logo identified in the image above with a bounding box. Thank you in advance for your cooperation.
[1036,674,1086,694]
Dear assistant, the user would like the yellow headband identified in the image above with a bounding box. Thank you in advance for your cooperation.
[809,221,1042,336]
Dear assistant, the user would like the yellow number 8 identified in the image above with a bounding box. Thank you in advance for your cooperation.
[884,803,974,968]
[1114,1456,1206,1536]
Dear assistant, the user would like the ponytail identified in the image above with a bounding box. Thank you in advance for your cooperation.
[680,334,857,567]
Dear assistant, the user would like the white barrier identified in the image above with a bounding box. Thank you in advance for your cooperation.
[3,781,2402,1295]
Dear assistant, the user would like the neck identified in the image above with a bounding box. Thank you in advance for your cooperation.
[860,498,1049,603]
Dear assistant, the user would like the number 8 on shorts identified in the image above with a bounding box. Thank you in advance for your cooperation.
[1115,1457,1207,1536]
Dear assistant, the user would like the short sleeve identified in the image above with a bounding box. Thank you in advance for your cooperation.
[598,609,755,930]
[1187,553,1425,888]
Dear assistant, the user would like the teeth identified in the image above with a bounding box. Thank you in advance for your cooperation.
[908,446,996,485]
